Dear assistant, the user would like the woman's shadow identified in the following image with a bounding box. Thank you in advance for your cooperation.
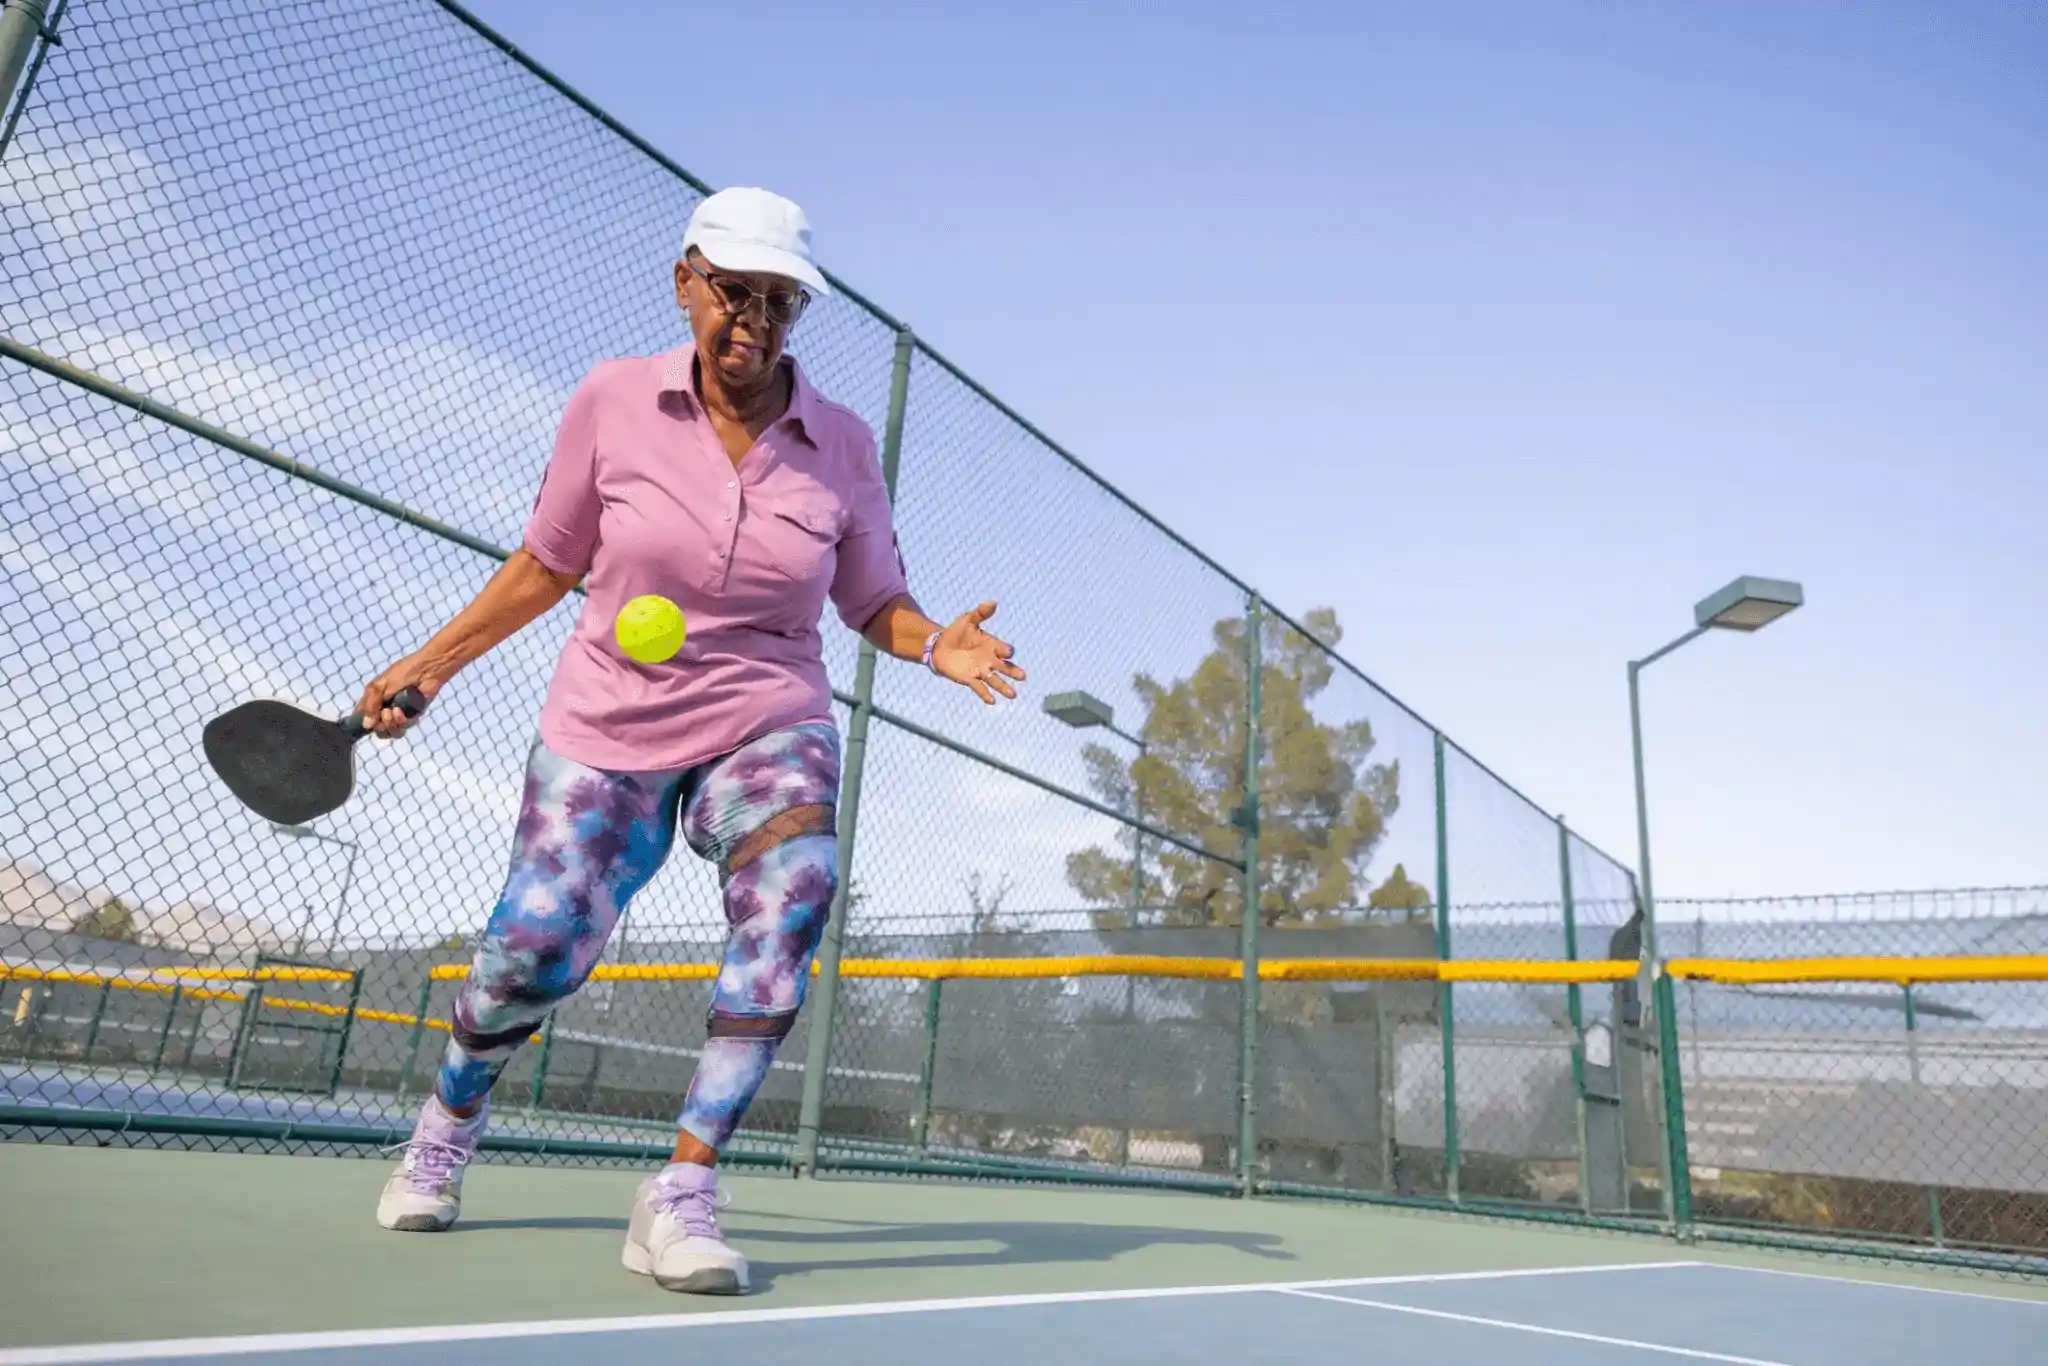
[452,1211,1297,1292]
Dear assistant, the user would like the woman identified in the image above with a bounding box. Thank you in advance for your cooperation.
[358,186,1024,1295]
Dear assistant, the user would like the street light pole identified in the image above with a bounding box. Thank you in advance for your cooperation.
[1042,691,1150,912]
[272,823,361,956]
[1042,689,1149,1168]
[333,840,360,947]
[1106,721,1146,1169]
[1626,576,1802,969]
[1624,575,1802,1237]
[1627,626,1705,968]
[1105,723,1148,913]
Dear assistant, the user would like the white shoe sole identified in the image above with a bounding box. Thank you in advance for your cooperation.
[379,1208,458,1232]
[377,1188,459,1232]
[621,1240,748,1294]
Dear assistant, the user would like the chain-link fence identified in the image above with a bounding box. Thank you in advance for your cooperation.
[1655,890,2048,1269]
[3,0,2043,1281]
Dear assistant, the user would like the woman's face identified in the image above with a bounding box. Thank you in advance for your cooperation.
[674,250,808,391]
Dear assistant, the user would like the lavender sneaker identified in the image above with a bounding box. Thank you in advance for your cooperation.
[621,1163,748,1294]
[376,1096,484,1232]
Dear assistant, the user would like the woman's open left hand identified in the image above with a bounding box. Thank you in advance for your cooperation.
[930,601,1026,705]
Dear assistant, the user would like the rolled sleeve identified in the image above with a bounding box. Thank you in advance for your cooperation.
[521,371,604,577]
[829,429,910,632]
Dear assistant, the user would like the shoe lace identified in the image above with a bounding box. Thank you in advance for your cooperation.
[382,1136,471,1192]
[652,1179,731,1240]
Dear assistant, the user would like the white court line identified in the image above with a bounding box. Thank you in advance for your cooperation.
[0,1260,1705,1364]
[1278,1288,1791,1366]
[1703,1260,2048,1307]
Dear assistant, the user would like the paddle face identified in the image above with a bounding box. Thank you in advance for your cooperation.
[201,688,426,825]
[202,700,356,825]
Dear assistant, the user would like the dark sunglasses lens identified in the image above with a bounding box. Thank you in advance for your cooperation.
[703,267,805,325]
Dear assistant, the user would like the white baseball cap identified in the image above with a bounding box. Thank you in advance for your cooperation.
[681,187,832,297]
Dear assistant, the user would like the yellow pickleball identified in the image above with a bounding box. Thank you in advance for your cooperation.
[615,594,686,663]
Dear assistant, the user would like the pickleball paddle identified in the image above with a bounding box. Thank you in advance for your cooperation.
[201,687,428,825]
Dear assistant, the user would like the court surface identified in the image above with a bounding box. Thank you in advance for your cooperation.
[2,1144,2042,1364]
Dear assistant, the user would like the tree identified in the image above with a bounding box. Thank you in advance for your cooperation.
[69,896,144,945]
[1367,863,1434,923]
[964,870,1015,935]
[1065,606,1428,929]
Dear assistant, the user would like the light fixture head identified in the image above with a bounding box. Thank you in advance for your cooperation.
[1694,576,1804,632]
[1042,690,1114,730]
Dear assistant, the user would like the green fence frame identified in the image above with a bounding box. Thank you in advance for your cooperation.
[1433,732,1458,1205]
[791,325,914,1176]
[1559,817,1591,1214]
[1237,591,1263,1195]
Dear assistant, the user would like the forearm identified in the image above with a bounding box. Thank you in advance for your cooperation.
[417,549,580,677]
[859,593,941,661]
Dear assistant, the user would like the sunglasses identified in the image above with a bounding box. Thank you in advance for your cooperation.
[688,258,810,327]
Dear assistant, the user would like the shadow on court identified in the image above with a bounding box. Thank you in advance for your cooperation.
[449,1212,1297,1289]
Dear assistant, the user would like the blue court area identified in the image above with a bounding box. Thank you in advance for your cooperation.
[1,1263,2038,1366]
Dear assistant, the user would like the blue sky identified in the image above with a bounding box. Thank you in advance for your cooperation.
[444,0,2046,899]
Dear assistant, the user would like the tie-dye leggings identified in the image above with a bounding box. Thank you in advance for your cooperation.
[433,722,840,1151]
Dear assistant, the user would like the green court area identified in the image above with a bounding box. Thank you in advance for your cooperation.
[3,1141,2042,1354]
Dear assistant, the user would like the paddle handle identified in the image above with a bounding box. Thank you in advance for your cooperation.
[340,686,429,738]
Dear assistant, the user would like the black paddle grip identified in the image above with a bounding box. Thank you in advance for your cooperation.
[341,686,430,738]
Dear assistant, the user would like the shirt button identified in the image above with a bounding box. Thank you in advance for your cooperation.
[726,480,735,489]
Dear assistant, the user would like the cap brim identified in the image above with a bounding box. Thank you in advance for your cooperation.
[692,239,832,297]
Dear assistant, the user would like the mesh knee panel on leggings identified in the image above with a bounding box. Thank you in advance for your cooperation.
[677,820,837,1149]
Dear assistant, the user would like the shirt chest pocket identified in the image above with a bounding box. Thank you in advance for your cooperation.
[745,495,843,585]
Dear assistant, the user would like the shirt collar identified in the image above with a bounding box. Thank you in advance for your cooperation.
[658,347,819,449]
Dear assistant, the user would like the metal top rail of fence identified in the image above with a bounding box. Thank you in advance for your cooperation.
[4,0,2043,1283]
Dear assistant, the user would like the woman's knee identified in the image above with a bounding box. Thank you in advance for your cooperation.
[682,723,842,868]
[712,826,838,1024]
[452,909,598,1048]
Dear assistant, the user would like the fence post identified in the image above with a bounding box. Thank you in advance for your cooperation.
[1653,969,1694,1239]
[527,1014,554,1111]
[0,1,52,133]
[226,985,263,1090]
[1121,741,1145,1168]
[793,325,915,1178]
[80,978,113,1064]
[1376,988,1398,1192]
[1559,817,1590,1213]
[1688,910,1705,1088]
[1434,732,1458,1204]
[148,985,182,1078]
[1115,974,1135,1167]
[911,977,943,1152]
[177,997,206,1071]
[326,970,365,1098]
[1902,983,1945,1246]
[396,975,434,1097]
[1235,592,1263,1196]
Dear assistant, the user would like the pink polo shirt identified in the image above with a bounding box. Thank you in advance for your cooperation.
[520,348,909,773]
